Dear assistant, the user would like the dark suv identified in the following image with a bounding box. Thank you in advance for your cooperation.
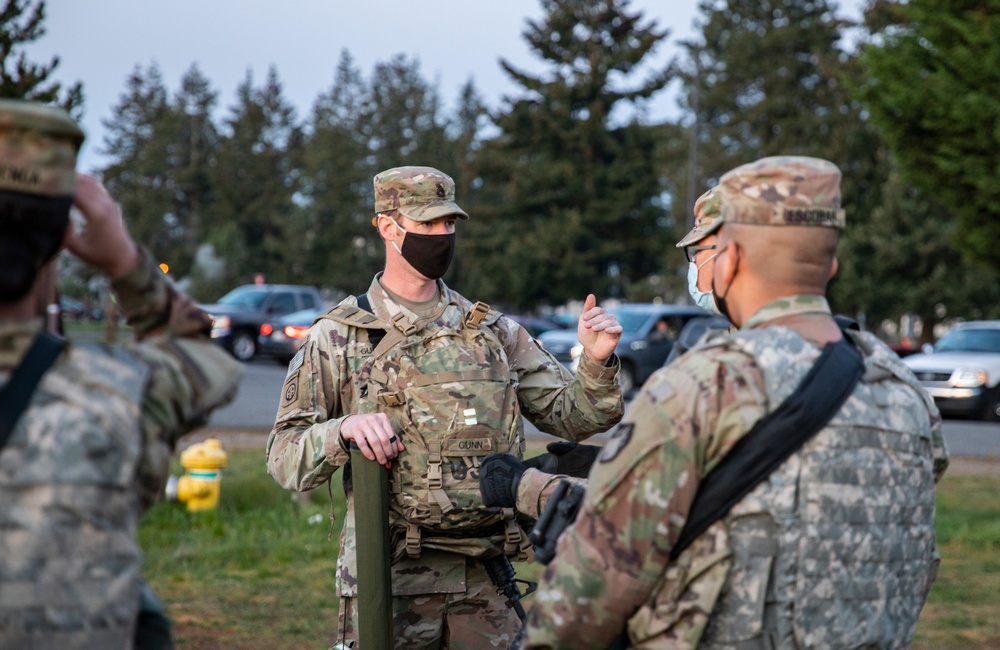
[200,284,323,361]
[538,303,710,395]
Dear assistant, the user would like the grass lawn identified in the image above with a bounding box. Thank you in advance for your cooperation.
[141,439,1000,649]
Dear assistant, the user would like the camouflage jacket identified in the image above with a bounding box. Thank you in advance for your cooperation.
[0,250,241,649]
[265,275,623,597]
[520,295,948,649]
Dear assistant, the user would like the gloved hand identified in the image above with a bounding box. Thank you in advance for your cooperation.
[478,454,527,508]
[523,441,600,478]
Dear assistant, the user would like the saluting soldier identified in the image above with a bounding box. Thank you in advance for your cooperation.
[0,100,242,649]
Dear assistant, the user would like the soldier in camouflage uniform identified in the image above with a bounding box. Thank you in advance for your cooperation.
[510,156,948,649]
[0,100,242,649]
[265,166,625,649]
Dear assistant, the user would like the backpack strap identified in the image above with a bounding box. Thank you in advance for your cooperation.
[0,330,66,454]
[669,329,865,560]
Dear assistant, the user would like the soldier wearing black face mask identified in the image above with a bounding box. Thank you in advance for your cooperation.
[266,165,627,649]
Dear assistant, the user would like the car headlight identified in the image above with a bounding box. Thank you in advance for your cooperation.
[210,315,231,338]
[950,369,987,388]
[570,344,583,360]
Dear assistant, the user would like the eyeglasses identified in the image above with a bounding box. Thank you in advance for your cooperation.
[685,244,717,264]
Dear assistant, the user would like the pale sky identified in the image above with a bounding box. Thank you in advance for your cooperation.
[28,1,863,172]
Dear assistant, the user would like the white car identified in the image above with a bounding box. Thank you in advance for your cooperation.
[902,321,1000,421]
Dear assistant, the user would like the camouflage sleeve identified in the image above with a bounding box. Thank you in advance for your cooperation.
[928,403,949,483]
[265,320,349,492]
[516,468,587,520]
[521,351,767,649]
[113,249,243,511]
[499,318,623,441]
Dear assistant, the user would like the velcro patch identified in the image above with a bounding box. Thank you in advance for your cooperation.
[599,423,633,463]
[443,438,493,455]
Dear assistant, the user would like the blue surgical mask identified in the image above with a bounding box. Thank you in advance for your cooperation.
[687,254,720,314]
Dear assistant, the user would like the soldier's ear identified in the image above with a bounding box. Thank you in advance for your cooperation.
[828,256,839,281]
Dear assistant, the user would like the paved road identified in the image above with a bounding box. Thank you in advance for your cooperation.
[207,358,1000,459]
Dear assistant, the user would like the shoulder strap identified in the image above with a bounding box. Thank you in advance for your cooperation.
[0,330,66,453]
[356,293,385,349]
[669,332,864,560]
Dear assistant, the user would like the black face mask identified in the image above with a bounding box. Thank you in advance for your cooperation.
[712,270,734,324]
[391,220,456,280]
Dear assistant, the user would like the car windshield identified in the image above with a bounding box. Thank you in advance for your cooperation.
[609,309,653,335]
[217,287,269,309]
[935,328,1000,354]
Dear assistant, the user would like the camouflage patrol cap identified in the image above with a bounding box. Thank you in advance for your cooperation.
[718,156,845,229]
[373,166,469,222]
[0,99,84,197]
[675,186,722,248]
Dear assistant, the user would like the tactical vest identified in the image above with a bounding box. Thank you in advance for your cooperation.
[0,343,149,650]
[685,328,938,650]
[325,298,527,560]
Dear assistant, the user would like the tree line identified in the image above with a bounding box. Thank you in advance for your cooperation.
[3,0,998,342]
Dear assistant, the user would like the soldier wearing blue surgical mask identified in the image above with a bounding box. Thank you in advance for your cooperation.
[677,186,725,315]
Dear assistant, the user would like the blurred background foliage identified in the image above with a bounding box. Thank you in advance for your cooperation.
[3,0,999,342]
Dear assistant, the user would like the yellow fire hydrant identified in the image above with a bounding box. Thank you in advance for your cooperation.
[165,438,228,512]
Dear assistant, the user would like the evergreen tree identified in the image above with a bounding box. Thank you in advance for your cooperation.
[209,66,304,290]
[470,0,673,309]
[360,54,451,177]
[298,51,378,293]
[0,0,82,115]
[167,64,219,279]
[100,64,175,268]
[857,0,1000,271]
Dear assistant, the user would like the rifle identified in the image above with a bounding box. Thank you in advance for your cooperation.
[482,554,536,622]
[527,480,585,565]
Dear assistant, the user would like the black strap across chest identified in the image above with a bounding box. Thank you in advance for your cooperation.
[0,330,66,454]
[356,293,386,348]
[669,332,865,560]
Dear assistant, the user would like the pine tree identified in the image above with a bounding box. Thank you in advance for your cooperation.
[100,64,175,267]
[469,0,673,309]
[167,65,219,279]
[858,0,1000,271]
[298,51,378,293]
[0,0,82,114]
[209,66,304,289]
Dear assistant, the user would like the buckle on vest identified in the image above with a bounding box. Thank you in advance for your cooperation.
[375,390,404,407]
[466,301,490,328]
[406,522,421,558]
[391,312,418,336]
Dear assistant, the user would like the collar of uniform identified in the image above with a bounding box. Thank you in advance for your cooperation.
[368,273,456,328]
[741,294,832,331]
[0,318,45,371]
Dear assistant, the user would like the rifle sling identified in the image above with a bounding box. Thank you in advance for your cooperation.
[0,330,66,454]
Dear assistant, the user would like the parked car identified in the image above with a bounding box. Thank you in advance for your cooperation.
[200,284,323,362]
[258,307,324,364]
[538,303,710,395]
[902,320,1000,421]
[663,315,732,366]
[59,296,88,320]
[507,314,567,339]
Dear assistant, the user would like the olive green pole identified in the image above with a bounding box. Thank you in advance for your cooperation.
[349,443,394,649]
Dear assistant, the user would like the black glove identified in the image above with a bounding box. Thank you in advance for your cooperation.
[523,441,601,479]
[478,454,527,508]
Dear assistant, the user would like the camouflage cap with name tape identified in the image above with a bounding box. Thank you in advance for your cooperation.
[718,156,845,229]
[0,99,83,197]
[373,166,469,222]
